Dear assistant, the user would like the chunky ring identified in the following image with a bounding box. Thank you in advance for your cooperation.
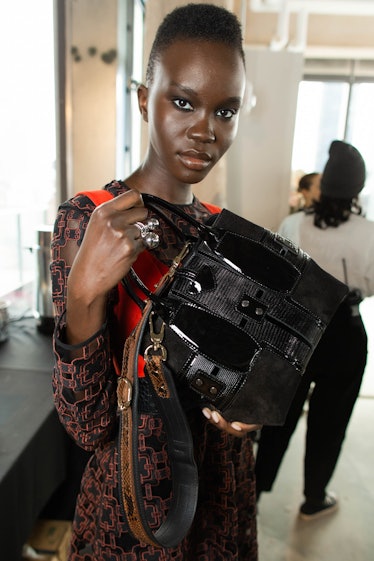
[134,219,160,249]
[134,221,147,237]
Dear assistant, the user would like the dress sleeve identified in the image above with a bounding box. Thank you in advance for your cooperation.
[51,197,118,450]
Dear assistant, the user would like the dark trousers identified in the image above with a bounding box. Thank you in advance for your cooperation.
[255,303,368,502]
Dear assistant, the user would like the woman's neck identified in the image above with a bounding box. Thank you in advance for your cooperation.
[125,166,193,205]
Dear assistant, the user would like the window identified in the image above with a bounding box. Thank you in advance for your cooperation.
[116,0,145,177]
[292,80,349,172]
[347,82,374,218]
[0,0,56,296]
[292,60,374,219]
[0,0,145,300]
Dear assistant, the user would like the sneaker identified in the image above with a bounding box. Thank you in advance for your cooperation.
[299,492,338,520]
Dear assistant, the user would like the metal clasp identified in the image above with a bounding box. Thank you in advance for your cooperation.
[144,311,167,361]
[167,242,190,279]
[117,376,132,410]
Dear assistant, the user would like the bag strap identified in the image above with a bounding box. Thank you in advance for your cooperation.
[142,193,219,244]
[78,189,199,547]
[125,194,221,305]
[76,189,219,244]
[76,188,220,218]
[78,189,221,307]
[117,299,198,548]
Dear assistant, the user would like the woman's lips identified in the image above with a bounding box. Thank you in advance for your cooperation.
[178,151,212,171]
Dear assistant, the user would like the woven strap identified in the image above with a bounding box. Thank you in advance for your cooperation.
[117,300,199,548]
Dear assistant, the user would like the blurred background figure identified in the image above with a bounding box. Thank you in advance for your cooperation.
[297,172,321,209]
[287,171,321,213]
[255,140,374,520]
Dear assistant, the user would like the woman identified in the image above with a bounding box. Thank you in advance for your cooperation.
[51,4,259,559]
[297,171,321,209]
[255,140,374,519]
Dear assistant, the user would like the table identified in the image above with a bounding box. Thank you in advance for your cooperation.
[0,317,70,561]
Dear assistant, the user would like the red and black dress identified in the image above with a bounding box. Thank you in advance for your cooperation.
[51,180,258,561]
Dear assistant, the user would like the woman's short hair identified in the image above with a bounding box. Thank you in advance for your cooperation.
[297,172,319,193]
[146,3,245,85]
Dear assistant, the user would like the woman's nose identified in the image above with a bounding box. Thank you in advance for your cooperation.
[187,113,216,143]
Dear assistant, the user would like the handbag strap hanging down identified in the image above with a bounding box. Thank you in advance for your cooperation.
[77,189,207,546]
[117,298,199,548]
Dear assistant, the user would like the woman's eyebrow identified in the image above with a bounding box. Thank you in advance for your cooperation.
[169,81,242,105]
[169,81,196,96]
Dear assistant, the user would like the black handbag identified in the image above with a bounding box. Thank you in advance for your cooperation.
[128,194,349,426]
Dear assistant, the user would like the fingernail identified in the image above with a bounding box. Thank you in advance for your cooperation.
[211,411,220,424]
[202,408,211,420]
[231,422,242,431]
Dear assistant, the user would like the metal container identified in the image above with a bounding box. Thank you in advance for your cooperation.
[34,225,54,334]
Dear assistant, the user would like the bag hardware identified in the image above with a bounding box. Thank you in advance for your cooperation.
[144,311,167,362]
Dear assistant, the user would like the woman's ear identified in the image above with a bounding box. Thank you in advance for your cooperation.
[137,84,149,123]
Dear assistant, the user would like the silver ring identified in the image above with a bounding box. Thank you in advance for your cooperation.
[134,219,160,249]
[134,221,147,237]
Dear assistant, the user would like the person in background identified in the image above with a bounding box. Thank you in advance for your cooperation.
[281,171,321,244]
[297,172,321,209]
[255,140,374,520]
[51,4,259,560]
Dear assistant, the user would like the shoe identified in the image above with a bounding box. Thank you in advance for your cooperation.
[299,492,338,520]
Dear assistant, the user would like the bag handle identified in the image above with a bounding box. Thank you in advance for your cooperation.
[124,194,219,306]
[78,188,218,308]
[142,193,219,244]
[117,299,199,547]
[77,189,218,242]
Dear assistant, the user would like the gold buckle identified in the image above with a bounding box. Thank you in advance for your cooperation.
[144,311,167,361]
[117,376,132,410]
[167,242,190,279]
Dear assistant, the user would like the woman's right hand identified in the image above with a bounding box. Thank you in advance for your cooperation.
[202,408,262,438]
[66,189,148,344]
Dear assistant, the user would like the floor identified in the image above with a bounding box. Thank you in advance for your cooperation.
[256,297,374,561]
[14,296,373,561]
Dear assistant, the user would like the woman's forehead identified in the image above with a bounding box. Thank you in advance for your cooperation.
[153,39,246,94]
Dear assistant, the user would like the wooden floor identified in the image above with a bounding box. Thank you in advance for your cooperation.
[257,297,374,561]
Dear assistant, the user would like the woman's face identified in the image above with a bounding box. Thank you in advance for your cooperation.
[139,39,246,194]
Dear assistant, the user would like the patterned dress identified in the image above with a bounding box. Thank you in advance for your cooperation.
[51,180,258,560]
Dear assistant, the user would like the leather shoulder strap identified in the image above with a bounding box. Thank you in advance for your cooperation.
[79,187,201,546]
[118,301,198,548]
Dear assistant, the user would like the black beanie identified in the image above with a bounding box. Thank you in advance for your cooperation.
[321,140,366,199]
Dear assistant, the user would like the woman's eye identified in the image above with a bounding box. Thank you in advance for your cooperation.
[216,108,237,119]
[173,98,193,111]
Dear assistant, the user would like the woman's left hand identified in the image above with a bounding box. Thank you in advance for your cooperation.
[202,408,262,437]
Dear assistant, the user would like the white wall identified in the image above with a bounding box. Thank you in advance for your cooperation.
[226,47,303,230]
